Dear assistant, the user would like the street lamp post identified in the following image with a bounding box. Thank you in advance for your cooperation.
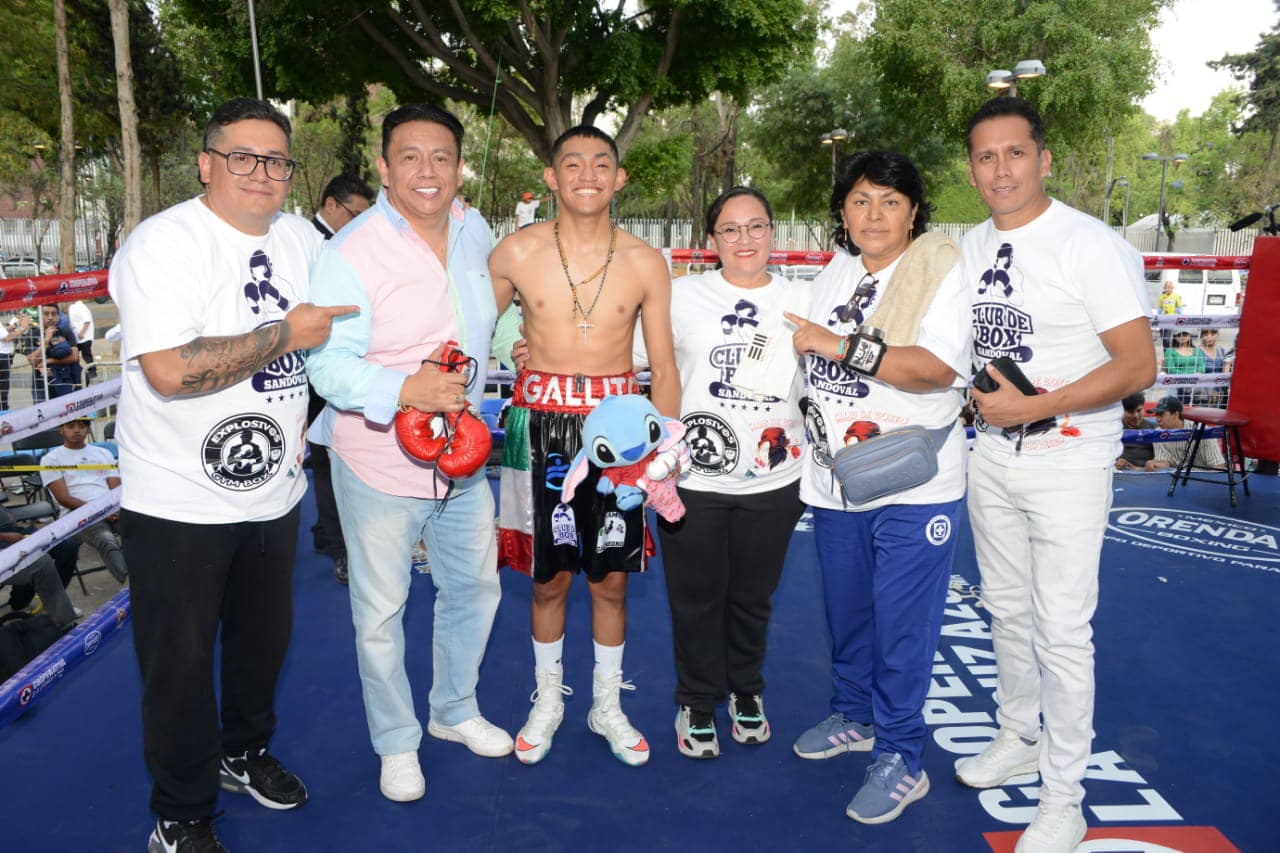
[1142,153,1188,251]
[820,128,849,185]
[1117,178,1130,239]
[1100,174,1131,230]
[985,59,1047,98]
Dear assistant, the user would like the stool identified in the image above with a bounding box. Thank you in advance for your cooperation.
[1167,407,1251,507]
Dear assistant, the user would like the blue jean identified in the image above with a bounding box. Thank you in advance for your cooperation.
[813,501,960,774]
[330,454,501,756]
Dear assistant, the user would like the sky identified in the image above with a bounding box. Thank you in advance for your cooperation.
[1141,0,1275,121]
[826,0,1276,123]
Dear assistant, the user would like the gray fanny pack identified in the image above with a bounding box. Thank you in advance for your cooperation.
[832,423,955,506]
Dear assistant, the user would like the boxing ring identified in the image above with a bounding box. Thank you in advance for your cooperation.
[1,250,1278,851]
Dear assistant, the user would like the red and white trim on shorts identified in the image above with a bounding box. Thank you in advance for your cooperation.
[512,370,640,414]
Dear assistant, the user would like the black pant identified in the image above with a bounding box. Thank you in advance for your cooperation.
[123,506,299,820]
[77,340,96,379]
[657,482,804,711]
[307,443,345,558]
[0,352,12,410]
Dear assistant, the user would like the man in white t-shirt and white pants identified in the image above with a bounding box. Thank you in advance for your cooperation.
[39,417,126,582]
[110,98,355,853]
[68,299,95,380]
[954,98,1156,853]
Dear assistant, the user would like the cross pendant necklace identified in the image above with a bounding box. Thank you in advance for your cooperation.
[556,220,618,342]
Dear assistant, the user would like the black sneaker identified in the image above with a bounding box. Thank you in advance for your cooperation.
[675,706,719,758]
[148,816,228,853]
[333,553,349,585]
[729,693,771,744]
[219,748,308,810]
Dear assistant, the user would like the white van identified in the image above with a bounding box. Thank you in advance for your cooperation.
[1145,253,1244,316]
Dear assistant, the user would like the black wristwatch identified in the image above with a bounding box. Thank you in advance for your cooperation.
[841,325,887,375]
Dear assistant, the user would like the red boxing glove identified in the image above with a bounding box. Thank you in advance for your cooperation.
[395,341,491,478]
[437,408,491,478]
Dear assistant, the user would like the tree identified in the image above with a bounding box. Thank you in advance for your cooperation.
[166,0,818,164]
[743,28,949,219]
[107,0,143,237]
[54,0,77,271]
[1211,4,1280,200]
[866,0,1171,168]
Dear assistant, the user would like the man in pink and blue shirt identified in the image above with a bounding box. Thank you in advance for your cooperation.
[306,103,510,803]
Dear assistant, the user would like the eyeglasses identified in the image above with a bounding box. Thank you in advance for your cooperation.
[206,147,297,181]
[336,198,368,219]
[714,221,772,243]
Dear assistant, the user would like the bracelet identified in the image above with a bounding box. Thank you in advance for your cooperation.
[835,335,849,361]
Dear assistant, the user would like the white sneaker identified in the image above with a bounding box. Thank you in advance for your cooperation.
[379,752,425,802]
[427,715,514,758]
[515,668,572,765]
[956,727,1040,788]
[1015,802,1087,853]
[587,670,649,767]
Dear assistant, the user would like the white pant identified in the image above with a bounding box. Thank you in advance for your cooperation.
[967,458,1113,806]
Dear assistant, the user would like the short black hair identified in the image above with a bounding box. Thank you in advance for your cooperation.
[320,174,375,206]
[966,97,1046,154]
[381,103,464,160]
[1121,393,1146,413]
[705,186,773,236]
[830,150,932,254]
[550,125,619,163]
[203,98,292,151]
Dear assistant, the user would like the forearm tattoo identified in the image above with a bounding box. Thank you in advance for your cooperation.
[173,322,290,396]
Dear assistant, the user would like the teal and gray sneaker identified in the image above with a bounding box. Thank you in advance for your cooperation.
[792,712,875,759]
[729,693,771,745]
[846,752,930,824]
[675,706,719,758]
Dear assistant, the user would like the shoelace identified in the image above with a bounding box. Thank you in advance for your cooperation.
[527,680,573,728]
[237,750,292,788]
[593,676,638,733]
[687,709,716,734]
[818,711,852,734]
[864,755,904,790]
[163,811,225,851]
[1026,804,1071,840]
[733,696,762,722]
[382,753,419,782]
[985,729,1030,761]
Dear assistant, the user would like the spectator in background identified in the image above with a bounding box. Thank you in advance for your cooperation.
[515,191,541,228]
[1156,281,1182,348]
[0,505,78,631]
[26,304,82,401]
[1162,329,1203,406]
[309,173,375,585]
[1195,328,1230,407]
[312,174,375,240]
[69,299,96,381]
[0,311,33,411]
[39,417,127,584]
[1146,395,1225,472]
[1115,393,1155,471]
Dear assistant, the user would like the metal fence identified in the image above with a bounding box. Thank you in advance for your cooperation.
[0,216,112,268]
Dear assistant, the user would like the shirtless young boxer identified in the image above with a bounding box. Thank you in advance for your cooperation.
[489,125,678,767]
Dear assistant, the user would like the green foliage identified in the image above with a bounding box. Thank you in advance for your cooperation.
[743,28,951,218]
[163,0,818,163]
[866,0,1170,218]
